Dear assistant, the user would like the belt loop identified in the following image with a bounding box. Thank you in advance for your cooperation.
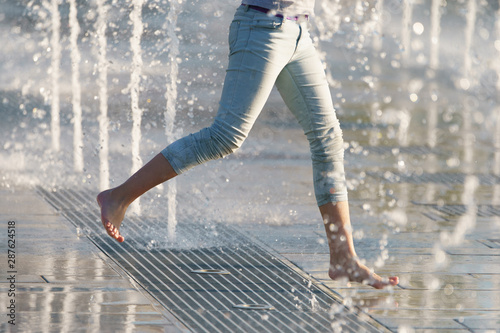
[244,4,250,12]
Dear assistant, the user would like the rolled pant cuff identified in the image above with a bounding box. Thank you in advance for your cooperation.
[316,194,348,207]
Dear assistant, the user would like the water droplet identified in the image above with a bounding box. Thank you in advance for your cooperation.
[444,284,454,296]
[459,78,470,90]
[495,40,500,52]
[413,22,424,35]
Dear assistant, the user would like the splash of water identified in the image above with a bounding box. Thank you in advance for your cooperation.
[462,105,475,174]
[129,0,145,216]
[69,0,83,172]
[440,175,479,247]
[314,0,341,42]
[397,109,411,147]
[494,107,500,203]
[309,294,320,312]
[425,81,439,201]
[313,0,341,87]
[96,0,109,190]
[427,82,439,149]
[49,0,61,152]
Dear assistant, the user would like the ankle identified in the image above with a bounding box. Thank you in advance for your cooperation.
[115,188,135,208]
[329,250,359,268]
[101,187,129,208]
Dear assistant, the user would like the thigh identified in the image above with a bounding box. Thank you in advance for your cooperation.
[215,9,299,139]
[275,29,341,145]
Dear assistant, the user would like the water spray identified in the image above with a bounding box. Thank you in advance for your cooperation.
[401,0,413,64]
[96,0,109,191]
[69,0,84,173]
[164,0,184,241]
[49,0,61,152]
[129,0,145,216]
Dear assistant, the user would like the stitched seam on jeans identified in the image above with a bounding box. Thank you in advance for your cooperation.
[282,65,315,141]
[224,23,252,118]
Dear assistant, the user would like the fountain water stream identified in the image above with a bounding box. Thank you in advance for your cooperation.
[401,0,413,64]
[129,0,145,216]
[96,0,110,191]
[49,0,61,152]
[69,0,83,172]
[424,0,442,201]
[494,0,500,204]
[462,0,477,175]
[464,0,477,80]
[429,0,441,71]
[164,0,184,241]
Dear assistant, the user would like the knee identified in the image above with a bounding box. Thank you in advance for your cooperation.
[309,127,344,162]
[204,124,247,158]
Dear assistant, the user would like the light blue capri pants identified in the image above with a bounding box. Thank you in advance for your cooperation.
[162,5,348,206]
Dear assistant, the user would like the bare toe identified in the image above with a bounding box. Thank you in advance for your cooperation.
[329,260,398,289]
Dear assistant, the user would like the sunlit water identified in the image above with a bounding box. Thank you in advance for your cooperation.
[2,0,500,326]
[129,0,145,215]
[69,0,83,172]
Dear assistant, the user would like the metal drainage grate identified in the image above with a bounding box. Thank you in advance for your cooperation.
[369,171,500,186]
[414,203,500,218]
[479,239,500,249]
[362,146,437,156]
[37,187,388,333]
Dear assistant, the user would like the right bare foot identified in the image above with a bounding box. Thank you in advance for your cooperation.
[96,189,127,243]
[329,257,399,289]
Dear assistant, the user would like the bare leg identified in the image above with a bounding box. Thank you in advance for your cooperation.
[320,201,399,289]
[96,153,177,242]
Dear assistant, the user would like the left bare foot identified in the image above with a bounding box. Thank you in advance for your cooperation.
[97,189,127,243]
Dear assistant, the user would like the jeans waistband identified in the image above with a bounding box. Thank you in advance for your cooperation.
[241,4,309,21]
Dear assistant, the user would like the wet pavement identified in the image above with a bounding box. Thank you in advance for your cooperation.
[2,139,500,332]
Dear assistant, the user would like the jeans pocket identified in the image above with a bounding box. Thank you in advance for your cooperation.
[228,20,240,52]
